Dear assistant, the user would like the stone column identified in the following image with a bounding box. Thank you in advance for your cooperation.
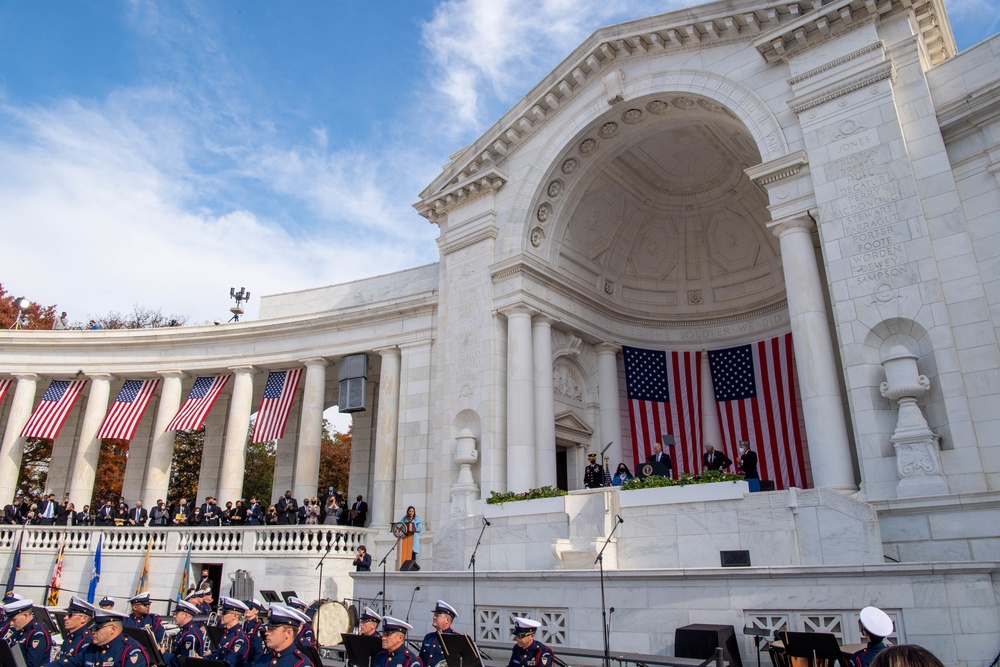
[532,316,556,487]
[67,374,111,507]
[0,374,39,503]
[770,215,855,490]
[700,352,723,449]
[595,343,621,461]
[504,306,536,493]
[294,359,328,502]
[218,366,256,503]
[143,372,185,505]
[371,348,401,528]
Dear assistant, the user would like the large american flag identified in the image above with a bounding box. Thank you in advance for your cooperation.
[623,347,702,476]
[166,375,230,431]
[97,379,161,440]
[251,369,303,443]
[708,333,811,489]
[20,379,88,439]
[0,378,12,405]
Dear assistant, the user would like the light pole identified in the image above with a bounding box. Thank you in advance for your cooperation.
[8,297,31,330]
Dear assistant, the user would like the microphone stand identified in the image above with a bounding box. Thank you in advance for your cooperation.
[314,542,333,643]
[379,539,399,615]
[405,586,421,624]
[595,515,623,667]
[468,517,490,642]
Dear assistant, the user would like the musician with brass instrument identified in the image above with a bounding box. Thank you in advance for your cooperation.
[163,599,204,667]
[124,592,165,645]
[419,600,458,667]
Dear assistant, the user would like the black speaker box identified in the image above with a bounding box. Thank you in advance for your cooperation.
[720,550,751,567]
[400,559,421,571]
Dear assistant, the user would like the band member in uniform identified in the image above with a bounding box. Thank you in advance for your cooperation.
[284,597,315,648]
[5,598,52,667]
[358,608,382,638]
[419,601,458,667]
[206,597,251,667]
[42,608,150,667]
[99,596,115,610]
[583,453,604,488]
[374,616,421,667]
[57,598,95,659]
[507,617,554,667]
[0,592,22,639]
[124,592,166,645]
[702,443,732,472]
[163,599,204,667]
[849,607,894,667]
[736,441,760,491]
[244,599,267,663]
[258,604,315,667]
[646,441,672,478]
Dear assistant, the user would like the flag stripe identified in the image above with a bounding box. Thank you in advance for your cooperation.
[252,369,303,442]
[97,379,161,440]
[20,380,88,439]
[166,376,230,431]
[0,379,12,405]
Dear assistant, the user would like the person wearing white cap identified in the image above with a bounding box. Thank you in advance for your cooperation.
[5,598,52,667]
[374,616,420,667]
[43,607,150,667]
[205,597,251,667]
[57,597,95,659]
[260,604,315,667]
[285,596,316,648]
[507,617,554,667]
[849,606,895,667]
[243,599,267,662]
[99,596,115,610]
[124,591,166,645]
[358,607,383,638]
[420,600,459,667]
[163,599,204,667]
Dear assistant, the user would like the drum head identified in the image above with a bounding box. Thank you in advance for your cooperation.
[313,600,350,646]
[346,603,359,632]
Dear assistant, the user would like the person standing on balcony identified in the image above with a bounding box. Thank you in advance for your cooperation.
[275,491,298,525]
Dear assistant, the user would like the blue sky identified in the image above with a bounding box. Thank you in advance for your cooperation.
[1,0,998,327]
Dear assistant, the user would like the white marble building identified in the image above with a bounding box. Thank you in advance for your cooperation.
[2,0,1000,663]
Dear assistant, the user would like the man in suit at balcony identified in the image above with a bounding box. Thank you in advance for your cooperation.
[245,497,264,525]
[275,491,298,525]
[171,498,191,526]
[350,496,368,527]
[38,493,59,525]
[128,501,148,527]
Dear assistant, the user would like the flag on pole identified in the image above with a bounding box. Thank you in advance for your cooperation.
[97,379,161,440]
[623,347,702,476]
[88,535,103,603]
[5,532,23,597]
[47,535,66,606]
[0,378,12,405]
[20,379,88,439]
[135,538,153,594]
[177,544,193,601]
[166,376,230,431]
[708,333,811,490]
[252,369,303,442]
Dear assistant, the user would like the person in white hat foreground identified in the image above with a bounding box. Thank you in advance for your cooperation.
[206,597,251,666]
[849,606,894,667]
[163,599,204,667]
[260,604,315,667]
[375,616,420,667]
[124,592,166,645]
[358,607,383,638]
[42,607,150,667]
[507,617,555,667]
[420,600,459,667]
[5,598,52,667]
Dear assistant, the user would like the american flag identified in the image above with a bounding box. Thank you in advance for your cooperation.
[20,379,88,439]
[623,347,702,476]
[252,369,303,443]
[708,333,811,490]
[97,379,161,440]
[0,378,12,405]
[166,375,230,431]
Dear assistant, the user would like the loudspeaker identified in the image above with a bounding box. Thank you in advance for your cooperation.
[720,550,751,567]
[760,480,776,492]
[338,377,366,413]
[400,560,420,571]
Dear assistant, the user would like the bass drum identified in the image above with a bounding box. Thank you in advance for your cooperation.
[308,599,353,646]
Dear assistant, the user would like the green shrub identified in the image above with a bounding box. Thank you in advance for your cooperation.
[485,485,568,506]
[620,470,744,490]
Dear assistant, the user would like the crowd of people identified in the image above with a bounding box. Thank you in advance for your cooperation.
[1,489,370,528]
[583,440,762,489]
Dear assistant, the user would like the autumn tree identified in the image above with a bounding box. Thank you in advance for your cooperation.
[168,428,205,504]
[91,439,130,507]
[243,438,276,503]
[86,304,187,330]
[15,438,53,498]
[319,421,352,496]
[0,283,57,330]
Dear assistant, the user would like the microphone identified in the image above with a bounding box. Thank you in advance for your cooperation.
[483,517,491,526]
[616,514,624,524]
[375,590,384,600]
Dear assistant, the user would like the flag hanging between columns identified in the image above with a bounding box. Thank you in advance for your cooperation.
[166,376,230,431]
[0,378,12,405]
[135,538,152,594]
[97,379,161,440]
[623,347,702,476]
[47,535,66,606]
[20,379,88,439]
[252,369,303,442]
[88,535,102,603]
[708,333,811,490]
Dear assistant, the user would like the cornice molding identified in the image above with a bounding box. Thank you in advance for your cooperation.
[438,226,499,256]
[787,60,895,113]
[416,167,507,223]
[745,149,809,186]
[787,41,884,84]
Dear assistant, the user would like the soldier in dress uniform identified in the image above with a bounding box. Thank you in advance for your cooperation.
[849,607,894,667]
[205,597,251,667]
[244,599,267,663]
[4,598,53,667]
[256,604,315,667]
[419,600,458,667]
[41,607,150,667]
[163,599,204,667]
[286,597,316,648]
[0,592,22,640]
[506,617,554,667]
[374,616,421,667]
[124,592,166,645]
[358,607,382,638]
[56,598,94,659]
[584,453,605,488]
[99,596,115,610]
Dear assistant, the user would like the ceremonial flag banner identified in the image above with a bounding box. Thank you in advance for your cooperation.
[166,375,230,431]
[0,378,12,405]
[623,347,702,476]
[20,379,88,439]
[708,333,811,490]
[177,544,193,601]
[135,538,152,594]
[252,369,303,442]
[5,532,22,596]
[97,379,161,440]
[88,535,103,603]
[47,535,66,606]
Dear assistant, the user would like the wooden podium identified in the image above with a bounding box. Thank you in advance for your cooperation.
[397,533,414,569]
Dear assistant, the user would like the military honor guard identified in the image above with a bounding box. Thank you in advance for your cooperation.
[374,616,421,667]
[258,604,315,667]
[164,599,204,667]
[244,599,267,662]
[849,606,894,667]
[206,597,252,667]
[4,598,52,667]
[584,453,605,488]
[358,607,382,638]
[507,618,554,667]
[286,597,316,648]
[56,598,95,659]
[419,600,458,667]
[124,592,166,645]
[41,607,150,667]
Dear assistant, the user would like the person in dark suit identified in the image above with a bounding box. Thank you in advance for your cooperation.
[349,495,368,527]
[353,545,372,571]
[97,500,116,526]
[245,497,264,525]
[736,441,759,478]
[171,498,191,526]
[37,493,59,525]
[3,498,23,524]
[703,443,732,472]
[646,441,673,478]
[200,497,222,526]
[275,490,298,525]
[128,500,148,527]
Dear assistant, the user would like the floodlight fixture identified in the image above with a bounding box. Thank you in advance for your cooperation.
[8,296,31,330]
[229,287,251,322]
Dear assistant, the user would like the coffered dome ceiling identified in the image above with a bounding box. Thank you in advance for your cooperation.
[534,94,786,322]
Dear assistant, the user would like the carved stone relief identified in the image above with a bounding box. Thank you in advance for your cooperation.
[553,363,583,401]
